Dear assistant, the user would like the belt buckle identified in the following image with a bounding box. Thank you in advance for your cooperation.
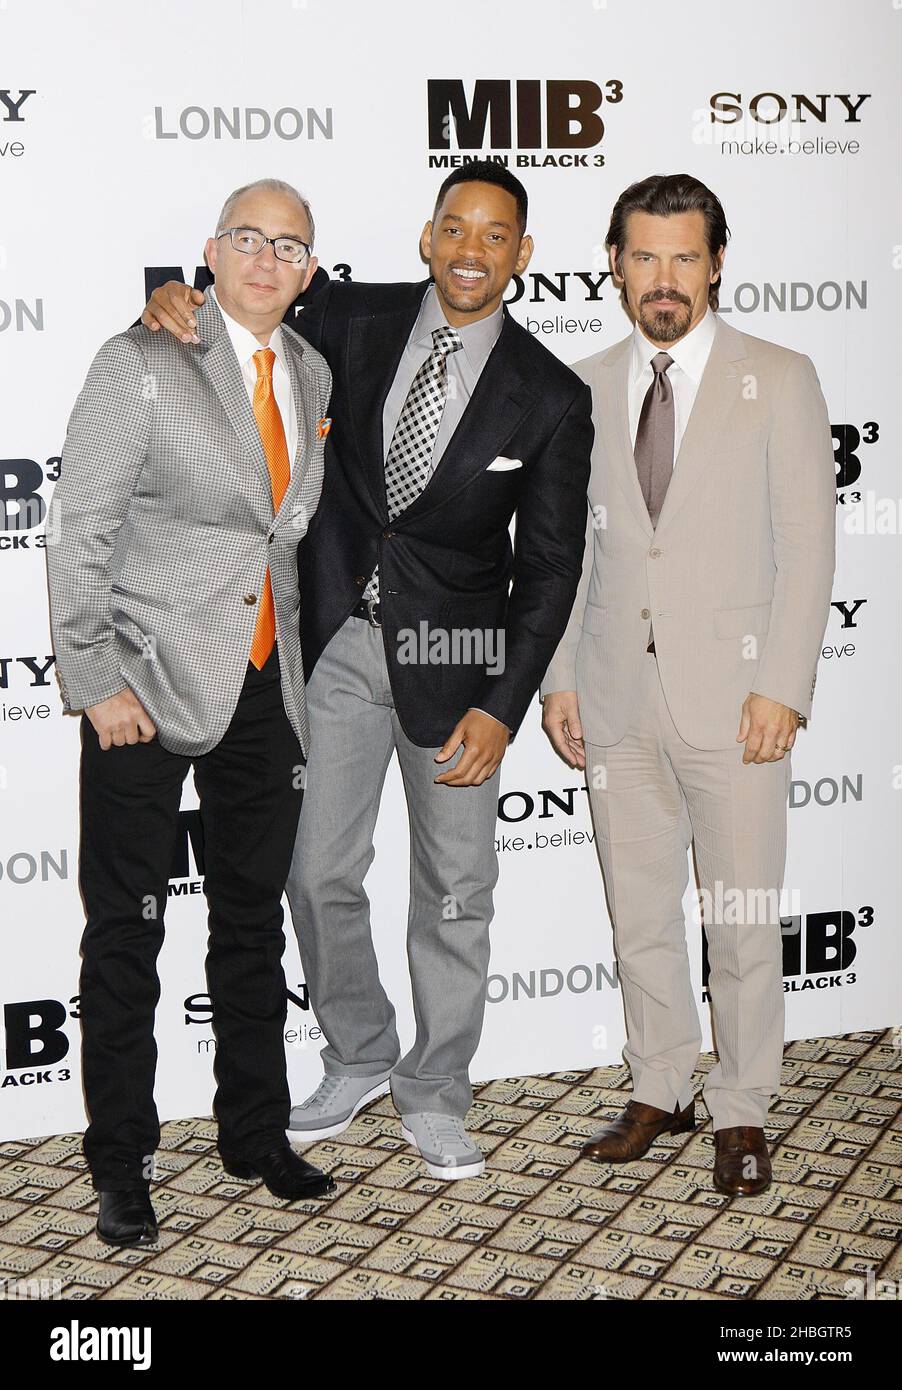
[366,596,381,629]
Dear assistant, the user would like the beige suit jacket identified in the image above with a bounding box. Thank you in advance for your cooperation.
[541,315,836,750]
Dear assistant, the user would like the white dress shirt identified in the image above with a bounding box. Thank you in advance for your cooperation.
[628,305,717,464]
[209,286,298,470]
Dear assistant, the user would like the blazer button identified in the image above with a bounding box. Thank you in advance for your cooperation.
[649,547,661,559]
[243,593,257,605]
[382,529,393,539]
[355,575,366,587]
[268,533,274,544]
[641,607,650,620]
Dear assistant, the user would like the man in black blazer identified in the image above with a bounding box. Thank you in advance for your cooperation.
[143,162,593,1180]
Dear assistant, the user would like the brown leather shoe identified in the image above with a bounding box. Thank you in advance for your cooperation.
[713,1126,772,1196]
[580,1098,696,1162]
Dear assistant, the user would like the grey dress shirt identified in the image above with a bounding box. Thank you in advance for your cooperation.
[381,283,503,467]
[375,283,507,730]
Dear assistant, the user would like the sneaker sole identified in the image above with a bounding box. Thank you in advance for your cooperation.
[400,1124,486,1181]
[286,1078,391,1143]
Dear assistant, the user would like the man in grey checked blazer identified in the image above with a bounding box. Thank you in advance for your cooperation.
[46,178,336,1246]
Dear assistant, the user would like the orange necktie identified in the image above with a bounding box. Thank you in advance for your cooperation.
[248,347,291,670]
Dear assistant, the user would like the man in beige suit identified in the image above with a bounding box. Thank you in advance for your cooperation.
[542,173,836,1196]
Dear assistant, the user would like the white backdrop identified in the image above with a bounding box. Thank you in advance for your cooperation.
[2,0,900,1142]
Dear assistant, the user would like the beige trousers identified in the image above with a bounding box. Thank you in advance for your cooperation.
[584,653,791,1130]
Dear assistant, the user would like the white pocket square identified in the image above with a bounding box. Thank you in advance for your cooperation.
[486,456,523,471]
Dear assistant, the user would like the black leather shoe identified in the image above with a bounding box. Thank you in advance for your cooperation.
[96,1185,159,1248]
[219,1143,336,1200]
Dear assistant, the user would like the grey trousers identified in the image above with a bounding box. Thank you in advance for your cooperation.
[285,614,500,1117]
[584,652,791,1131]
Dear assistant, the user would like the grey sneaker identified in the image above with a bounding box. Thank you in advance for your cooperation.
[400,1112,485,1181]
[287,1073,391,1142]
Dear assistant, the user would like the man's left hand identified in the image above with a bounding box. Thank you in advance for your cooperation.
[434,709,509,786]
[737,693,799,764]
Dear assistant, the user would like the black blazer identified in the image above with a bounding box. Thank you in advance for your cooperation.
[294,277,592,746]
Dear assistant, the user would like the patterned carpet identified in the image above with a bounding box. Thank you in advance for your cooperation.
[1,1028,899,1301]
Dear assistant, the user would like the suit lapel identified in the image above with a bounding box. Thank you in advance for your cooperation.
[197,297,272,498]
[347,283,427,519]
[275,334,313,519]
[653,315,747,535]
[601,336,654,538]
[199,294,318,522]
[398,312,534,524]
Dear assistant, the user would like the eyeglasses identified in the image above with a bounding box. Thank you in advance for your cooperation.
[218,226,312,264]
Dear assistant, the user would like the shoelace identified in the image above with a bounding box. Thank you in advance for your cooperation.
[300,1075,347,1112]
[422,1114,470,1150]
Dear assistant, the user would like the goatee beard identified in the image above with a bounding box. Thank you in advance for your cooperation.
[639,303,692,343]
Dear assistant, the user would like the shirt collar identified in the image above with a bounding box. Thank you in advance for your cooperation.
[412,283,504,371]
[209,285,287,373]
[630,305,717,385]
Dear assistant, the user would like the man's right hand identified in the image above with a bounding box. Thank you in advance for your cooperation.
[541,691,585,769]
[141,283,206,343]
[86,688,157,750]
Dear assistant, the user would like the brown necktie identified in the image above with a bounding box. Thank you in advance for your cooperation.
[634,352,674,654]
[634,351,674,528]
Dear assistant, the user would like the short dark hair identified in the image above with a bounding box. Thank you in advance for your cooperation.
[606,173,730,310]
[432,160,528,235]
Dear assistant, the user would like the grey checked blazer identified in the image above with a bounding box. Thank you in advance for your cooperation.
[541,316,836,749]
[46,293,330,756]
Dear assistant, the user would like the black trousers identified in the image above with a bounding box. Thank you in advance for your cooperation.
[77,651,303,1188]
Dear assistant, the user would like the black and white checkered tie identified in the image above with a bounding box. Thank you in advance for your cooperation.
[364,325,463,602]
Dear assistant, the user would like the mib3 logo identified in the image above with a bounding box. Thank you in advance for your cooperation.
[1,455,60,544]
[1,997,77,1088]
[142,263,354,329]
[427,78,624,168]
[167,810,206,894]
[779,906,870,993]
[701,906,870,998]
[833,421,878,506]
